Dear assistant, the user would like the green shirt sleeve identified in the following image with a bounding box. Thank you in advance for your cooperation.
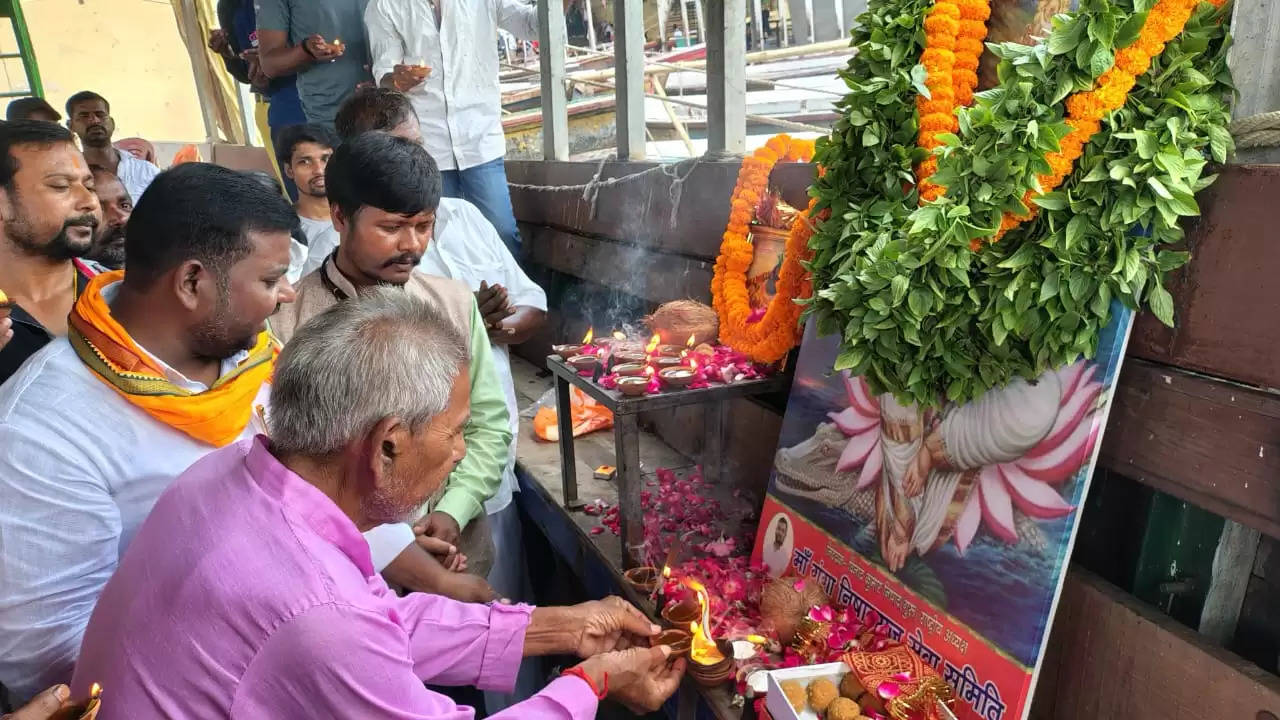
[432,298,512,529]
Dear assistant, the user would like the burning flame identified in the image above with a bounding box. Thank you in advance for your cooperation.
[662,565,671,579]
[582,328,594,344]
[745,634,768,645]
[690,357,699,372]
[683,579,725,665]
[90,683,102,699]
[644,365,656,377]
[686,333,696,347]
[613,330,627,341]
[645,334,661,354]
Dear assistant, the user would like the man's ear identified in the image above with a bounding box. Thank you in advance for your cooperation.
[172,259,212,312]
[331,203,351,234]
[365,415,410,492]
[0,186,10,222]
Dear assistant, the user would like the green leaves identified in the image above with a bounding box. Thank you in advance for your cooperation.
[802,0,1231,409]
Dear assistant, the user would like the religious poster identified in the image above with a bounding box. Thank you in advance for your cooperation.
[752,303,1134,720]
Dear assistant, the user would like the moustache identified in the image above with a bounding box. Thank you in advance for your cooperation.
[382,253,421,268]
[98,224,126,244]
[64,214,99,231]
[86,125,108,133]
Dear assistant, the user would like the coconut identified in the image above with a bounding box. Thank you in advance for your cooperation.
[760,577,829,643]
[644,300,719,347]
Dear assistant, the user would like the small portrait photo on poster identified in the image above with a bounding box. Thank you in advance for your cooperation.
[761,512,795,578]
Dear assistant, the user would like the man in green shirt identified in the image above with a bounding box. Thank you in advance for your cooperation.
[269,132,510,588]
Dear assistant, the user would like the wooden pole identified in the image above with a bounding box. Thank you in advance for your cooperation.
[752,0,766,50]
[538,0,570,160]
[780,0,790,46]
[585,0,598,50]
[1227,0,1280,163]
[693,0,707,44]
[650,76,697,156]
[614,0,646,159]
[707,0,747,154]
[680,0,692,46]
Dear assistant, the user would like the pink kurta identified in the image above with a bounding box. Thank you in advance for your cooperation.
[71,436,597,719]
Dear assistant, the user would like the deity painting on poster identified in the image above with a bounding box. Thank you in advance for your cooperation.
[753,302,1132,720]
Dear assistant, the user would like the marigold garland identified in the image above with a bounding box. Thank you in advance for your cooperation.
[914,0,990,202]
[711,135,817,363]
[982,0,1230,245]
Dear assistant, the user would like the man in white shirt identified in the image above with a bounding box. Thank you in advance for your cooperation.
[365,0,541,258]
[333,90,548,709]
[275,123,340,279]
[64,91,160,204]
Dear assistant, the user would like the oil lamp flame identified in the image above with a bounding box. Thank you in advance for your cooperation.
[683,579,725,665]
[662,565,671,579]
[686,333,696,347]
[645,334,661,354]
[582,328,594,344]
[90,683,102,699]
[644,365,655,376]
[613,330,627,341]
[745,634,768,645]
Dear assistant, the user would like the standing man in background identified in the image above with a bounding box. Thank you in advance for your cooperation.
[256,0,371,126]
[275,123,340,260]
[365,0,538,257]
[65,92,160,204]
[209,0,307,196]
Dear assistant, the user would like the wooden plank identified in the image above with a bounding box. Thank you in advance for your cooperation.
[1099,358,1280,540]
[1199,520,1262,644]
[1226,0,1280,164]
[613,0,646,159]
[1128,165,1280,389]
[1029,568,1280,719]
[507,159,814,257]
[522,224,716,304]
[707,0,747,154]
[538,0,569,160]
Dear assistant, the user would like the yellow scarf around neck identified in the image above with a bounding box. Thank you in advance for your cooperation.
[67,270,276,447]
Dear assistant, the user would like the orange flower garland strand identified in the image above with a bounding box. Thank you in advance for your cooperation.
[712,135,817,363]
[981,0,1230,246]
[915,0,990,202]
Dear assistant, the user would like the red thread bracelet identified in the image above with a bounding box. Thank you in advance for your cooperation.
[561,666,608,699]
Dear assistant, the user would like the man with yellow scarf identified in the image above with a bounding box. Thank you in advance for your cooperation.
[0,163,468,707]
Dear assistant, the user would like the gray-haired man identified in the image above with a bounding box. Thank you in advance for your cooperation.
[72,289,685,718]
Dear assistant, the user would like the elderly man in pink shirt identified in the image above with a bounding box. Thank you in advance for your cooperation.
[71,289,685,717]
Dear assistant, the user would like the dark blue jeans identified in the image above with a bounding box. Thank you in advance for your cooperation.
[441,157,522,257]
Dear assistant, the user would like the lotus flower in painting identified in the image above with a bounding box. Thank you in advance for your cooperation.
[827,360,1103,570]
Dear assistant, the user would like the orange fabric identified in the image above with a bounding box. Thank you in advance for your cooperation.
[68,270,275,447]
[170,144,202,166]
[533,386,613,442]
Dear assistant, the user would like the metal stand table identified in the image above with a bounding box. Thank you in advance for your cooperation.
[547,354,789,568]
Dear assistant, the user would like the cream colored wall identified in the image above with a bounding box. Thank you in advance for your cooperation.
[17,0,208,144]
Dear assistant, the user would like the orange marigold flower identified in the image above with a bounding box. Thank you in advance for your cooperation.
[954,38,984,57]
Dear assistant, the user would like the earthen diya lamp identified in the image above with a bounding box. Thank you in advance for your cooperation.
[551,344,583,358]
[567,354,600,373]
[623,565,661,594]
[658,367,696,389]
[689,639,734,687]
[661,598,701,628]
[612,362,646,377]
[612,350,647,366]
[650,628,692,658]
[655,356,683,369]
[615,376,650,396]
[656,344,684,357]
